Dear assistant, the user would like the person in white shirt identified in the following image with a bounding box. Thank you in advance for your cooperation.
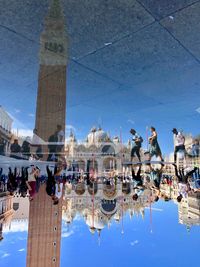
[31,128,44,159]
[173,164,196,202]
[172,128,185,163]
[55,182,63,200]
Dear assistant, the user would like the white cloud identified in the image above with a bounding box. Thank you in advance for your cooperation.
[74,214,82,221]
[62,230,74,238]
[12,128,33,137]
[18,248,25,252]
[145,207,163,212]
[196,107,200,114]
[104,42,112,46]
[9,113,33,137]
[28,113,35,117]
[66,125,76,132]
[4,221,28,233]
[1,253,10,258]
[127,119,135,125]
[130,240,139,246]
[14,109,21,114]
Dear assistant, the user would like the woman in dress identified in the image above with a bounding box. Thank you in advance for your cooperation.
[148,127,164,162]
[26,166,40,201]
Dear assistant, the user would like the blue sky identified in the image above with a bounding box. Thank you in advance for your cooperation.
[0,231,27,267]
[1,201,199,267]
[60,201,200,267]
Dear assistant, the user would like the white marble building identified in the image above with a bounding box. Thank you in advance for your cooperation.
[65,127,135,176]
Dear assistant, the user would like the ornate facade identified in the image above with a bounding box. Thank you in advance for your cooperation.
[0,192,13,241]
[65,127,146,176]
[63,181,152,235]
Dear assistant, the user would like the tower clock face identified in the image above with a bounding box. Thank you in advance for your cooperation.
[45,42,64,53]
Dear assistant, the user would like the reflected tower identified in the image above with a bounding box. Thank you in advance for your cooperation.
[27,0,67,267]
[35,0,67,142]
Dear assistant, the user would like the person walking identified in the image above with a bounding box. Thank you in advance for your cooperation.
[46,165,59,205]
[0,137,5,156]
[26,166,40,201]
[172,128,185,162]
[21,137,31,159]
[173,164,196,202]
[148,127,164,162]
[130,129,143,162]
[191,139,199,157]
[10,139,21,159]
[132,165,143,186]
[31,129,43,160]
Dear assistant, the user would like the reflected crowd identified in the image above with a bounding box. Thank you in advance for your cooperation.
[0,160,200,205]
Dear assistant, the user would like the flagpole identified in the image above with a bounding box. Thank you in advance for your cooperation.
[146,126,149,151]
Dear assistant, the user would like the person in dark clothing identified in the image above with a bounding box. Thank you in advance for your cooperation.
[130,129,143,162]
[0,168,3,192]
[132,165,143,186]
[132,165,145,200]
[149,164,164,189]
[7,167,18,195]
[46,165,58,204]
[10,139,21,159]
[21,139,31,159]
[35,145,43,159]
[173,164,196,184]
[0,138,5,156]
[19,167,28,197]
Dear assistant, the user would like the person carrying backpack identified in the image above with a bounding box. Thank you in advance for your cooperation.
[130,128,143,162]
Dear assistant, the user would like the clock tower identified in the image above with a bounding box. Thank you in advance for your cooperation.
[35,0,67,142]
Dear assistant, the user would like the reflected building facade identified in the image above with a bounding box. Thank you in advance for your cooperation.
[63,181,153,234]
[0,192,13,241]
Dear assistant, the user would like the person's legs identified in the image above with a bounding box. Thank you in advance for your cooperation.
[159,152,164,161]
[174,146,179,162]
[178,168,184,183]
[132,168,135,179]
[135,146,141,162]
[173,164,181,181]
[180,168,185,177]
[131,147,136,161]
[136,166,143,185]
[187,168,197,178]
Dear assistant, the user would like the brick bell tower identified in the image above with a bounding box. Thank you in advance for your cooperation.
[35,0,67,142]
[27,1,67,267]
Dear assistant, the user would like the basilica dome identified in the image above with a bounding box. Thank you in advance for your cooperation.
[87,127,109,144]
[86,213,107,231]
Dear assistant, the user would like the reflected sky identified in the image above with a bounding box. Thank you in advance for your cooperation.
[0,200,199,267]
[0,0,200,151]
[61,202,199,267]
